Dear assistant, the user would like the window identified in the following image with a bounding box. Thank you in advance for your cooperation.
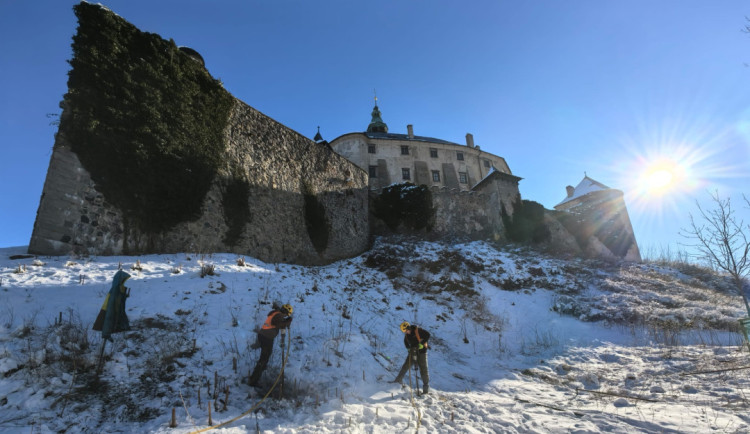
[368,165,377,178]
[484,159,491,168]
[402,168,411,180]
[456,152,464,161]
[432,170,441,182]
[459,172,468,184]
[430,148,438,158]
[401,145,410,155]
[368,144,376,154]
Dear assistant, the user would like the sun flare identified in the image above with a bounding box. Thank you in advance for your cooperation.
[644,167,676,193]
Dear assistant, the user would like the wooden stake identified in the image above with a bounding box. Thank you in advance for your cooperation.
[214,371,218,398]
[169,408,177,428]
[58,312,62,326]
[223,386,230,411]
[198,388,201,408]
[208,401,213,426]
[95,340,107,375]
[233,357,237,372]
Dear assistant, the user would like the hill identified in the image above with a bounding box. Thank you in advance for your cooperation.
[1,238,749,433]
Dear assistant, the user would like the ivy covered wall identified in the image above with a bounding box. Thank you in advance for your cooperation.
[64,2,233,235]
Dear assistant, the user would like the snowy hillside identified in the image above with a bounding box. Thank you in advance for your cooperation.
[1,238,749,433]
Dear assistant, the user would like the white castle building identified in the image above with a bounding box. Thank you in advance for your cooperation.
[325,101,518,191]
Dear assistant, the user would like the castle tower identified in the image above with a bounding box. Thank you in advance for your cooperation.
[313,126,324,143]
[366,99,388,133]
[554,175,641,261]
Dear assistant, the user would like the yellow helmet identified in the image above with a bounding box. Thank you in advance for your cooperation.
[400,321,410,332]
[281,304,293,315]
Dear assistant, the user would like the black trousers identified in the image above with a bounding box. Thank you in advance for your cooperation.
[249,334,274,385]
[395,349,429,388]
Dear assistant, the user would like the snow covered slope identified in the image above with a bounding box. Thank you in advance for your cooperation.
[1,238,749,433]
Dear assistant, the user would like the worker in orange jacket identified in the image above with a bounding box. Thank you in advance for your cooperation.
[249,303,293,387]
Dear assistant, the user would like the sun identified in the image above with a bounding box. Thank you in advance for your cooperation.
[644,166,676,193]
[635,158,688,197]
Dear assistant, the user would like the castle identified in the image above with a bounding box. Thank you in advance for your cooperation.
[328,101,516,192]
[28,2,640,264]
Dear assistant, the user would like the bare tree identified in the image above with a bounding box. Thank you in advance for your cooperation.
[682,191,750,316]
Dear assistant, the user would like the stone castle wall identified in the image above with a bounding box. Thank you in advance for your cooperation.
[30,102,369,266]
[367,184,511,241]
[28,3,369,265]
[430,188,505,241]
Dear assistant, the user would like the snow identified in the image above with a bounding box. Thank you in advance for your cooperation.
[1,239,749,433]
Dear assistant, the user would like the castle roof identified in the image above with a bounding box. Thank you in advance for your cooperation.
[555,175,610,208]
[366,101,388,133]
[313,126,324,143]
[472,166,522,191]
[364,131,459,145]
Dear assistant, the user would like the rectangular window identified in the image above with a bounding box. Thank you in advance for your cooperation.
[368,165,377,178]
[456,152,464,161]
[432,170,441,182]
[430,148,438,158]
[401,145,410,155]
[402,168,411,180]
[484,159,491,168]
[459,172,468,184]
[368,144,376,154]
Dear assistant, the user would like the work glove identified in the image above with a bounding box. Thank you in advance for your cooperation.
[418,343,424,350]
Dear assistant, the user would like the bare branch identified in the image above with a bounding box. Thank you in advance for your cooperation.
[681,191,750,314]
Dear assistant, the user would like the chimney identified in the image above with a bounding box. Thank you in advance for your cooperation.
[566,185,575,198]
[407,124,414,139]
[465,133,474,147]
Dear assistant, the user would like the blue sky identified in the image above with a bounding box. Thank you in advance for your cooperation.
[2,0,749,259]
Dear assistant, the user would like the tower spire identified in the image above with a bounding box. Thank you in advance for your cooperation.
[313,125,324,143]
[366,92,388,133]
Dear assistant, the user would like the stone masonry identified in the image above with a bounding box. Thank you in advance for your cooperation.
[30,98,370,265]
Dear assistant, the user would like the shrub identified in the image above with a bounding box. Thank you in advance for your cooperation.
[373,183,435,232]
[501,196,550,243]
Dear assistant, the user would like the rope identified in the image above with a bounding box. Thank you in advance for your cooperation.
[405,348,422,432]
[187,328,292,434]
